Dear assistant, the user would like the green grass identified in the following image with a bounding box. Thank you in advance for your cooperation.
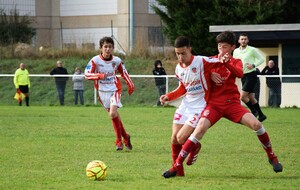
[0,106,299,189]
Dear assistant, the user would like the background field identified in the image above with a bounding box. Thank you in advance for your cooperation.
[0,106,299,190]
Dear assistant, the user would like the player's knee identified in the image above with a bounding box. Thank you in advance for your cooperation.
[251,120,262,131]
[176,134,188,145]
[171,135,179,144]
[109,112,118,119]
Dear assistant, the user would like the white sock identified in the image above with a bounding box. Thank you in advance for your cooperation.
[255,126,266,135]
[188,135,199,144]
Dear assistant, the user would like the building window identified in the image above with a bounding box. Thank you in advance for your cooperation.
[148,27,164,46]
[0,0,35,16]
[282,44,300,82]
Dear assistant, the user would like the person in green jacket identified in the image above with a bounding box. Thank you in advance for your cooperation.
[14,63,30,106]
[233,33,266,122]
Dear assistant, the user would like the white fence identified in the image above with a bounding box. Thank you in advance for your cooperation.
[1,74,300,108]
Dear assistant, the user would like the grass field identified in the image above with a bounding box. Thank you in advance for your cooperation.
[0,106,299,190]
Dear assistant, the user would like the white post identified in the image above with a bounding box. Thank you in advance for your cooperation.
[166,76,168,93]
[94,89,97,105]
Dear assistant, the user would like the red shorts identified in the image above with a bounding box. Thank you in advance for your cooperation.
[201,101,249,126]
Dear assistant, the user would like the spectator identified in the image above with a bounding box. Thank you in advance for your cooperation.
[72,67,85,105]
[13,63,30,106]
[152,60,167,106]
[50,60,68,106]
[261,60,282,107]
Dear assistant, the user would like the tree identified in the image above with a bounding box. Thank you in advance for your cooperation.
[152,0,297,55]
[0,7,35,46]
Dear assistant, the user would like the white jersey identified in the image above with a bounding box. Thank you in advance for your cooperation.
[85,54,133,92]
[173,55,220,109]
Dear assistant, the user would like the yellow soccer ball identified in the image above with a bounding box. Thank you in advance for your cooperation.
[86,160,108,181]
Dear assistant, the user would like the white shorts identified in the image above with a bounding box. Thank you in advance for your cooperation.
[173,100,206,128]
[98,91,122,110]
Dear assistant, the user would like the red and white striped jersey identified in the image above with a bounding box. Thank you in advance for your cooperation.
[167,55,221,109]
[85,54,133,92]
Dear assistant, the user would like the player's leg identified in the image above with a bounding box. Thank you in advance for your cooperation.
[162,118,211,178]
[241,75,257,116]
[240,113,282,173]
[109,90,132,150]
[171,123,183,164]
[249,92,266,122]
[177,111,202,166]
[109,105,123,150]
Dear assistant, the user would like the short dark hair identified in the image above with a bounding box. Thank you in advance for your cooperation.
[239,33,248,38]
[99,36,114,48]
[216,31,236,45]
[174,36,190,48]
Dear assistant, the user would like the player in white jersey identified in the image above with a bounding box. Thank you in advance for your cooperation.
[85,36,134,151]
[160,36,222,176]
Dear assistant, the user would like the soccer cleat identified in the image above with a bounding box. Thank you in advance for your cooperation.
[162,164,184,178]
[269,157,283,173]
[116,140,123,151]
[258,115,267,122]
[162,168,177,178]
[186,142,201,166]
[124,134,132,150]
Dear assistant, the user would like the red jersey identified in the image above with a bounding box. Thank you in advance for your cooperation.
[209,56,244,105]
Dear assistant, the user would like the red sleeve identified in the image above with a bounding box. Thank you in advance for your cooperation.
[117,63,134,90]
[224,58,244,78]
[85,60,99,80]
[166,81,187,101]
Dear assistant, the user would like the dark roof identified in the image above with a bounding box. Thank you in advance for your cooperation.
[209,24,300,47]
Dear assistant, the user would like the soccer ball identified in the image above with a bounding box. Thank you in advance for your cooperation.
[86,160,108,180]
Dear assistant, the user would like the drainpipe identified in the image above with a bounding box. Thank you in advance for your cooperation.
[129,0,134,52]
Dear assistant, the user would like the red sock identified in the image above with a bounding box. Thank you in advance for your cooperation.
[172,144,182,164]
[118,117,129,140]
[257,132,276,159]
[112,117,122,142]
[176,139,197,165]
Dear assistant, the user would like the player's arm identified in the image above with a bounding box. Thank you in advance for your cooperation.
[164,81,186,102]
[84,60,106,80]
[252,48,264,67]
[117,63,134,95]
[224,58,244,78]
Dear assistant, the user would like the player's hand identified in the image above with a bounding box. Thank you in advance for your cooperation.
[219,53,230,63]
[96,73,106,80]
[160,95,169,105]
[211,72,222,84]
[128,85,134,96]
[246,63,254,70]
[16,88,21,93]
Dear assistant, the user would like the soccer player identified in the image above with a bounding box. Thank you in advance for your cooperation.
[163,31,283,178]
[160,36,222,176]
[233,33,266,122]
[85,36,134,151]
[14,63,30,106]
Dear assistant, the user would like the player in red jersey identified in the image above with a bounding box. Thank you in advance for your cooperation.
[162,31,283,178]
[160,36,223,177]
[85,36,134,151]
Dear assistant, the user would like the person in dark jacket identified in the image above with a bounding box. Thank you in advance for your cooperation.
[261,60,281,107]
[50,60,69,105]
[153,60,167,106]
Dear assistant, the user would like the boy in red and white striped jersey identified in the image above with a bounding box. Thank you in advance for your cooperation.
[160,36,223,176]
[85,36,134,151]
